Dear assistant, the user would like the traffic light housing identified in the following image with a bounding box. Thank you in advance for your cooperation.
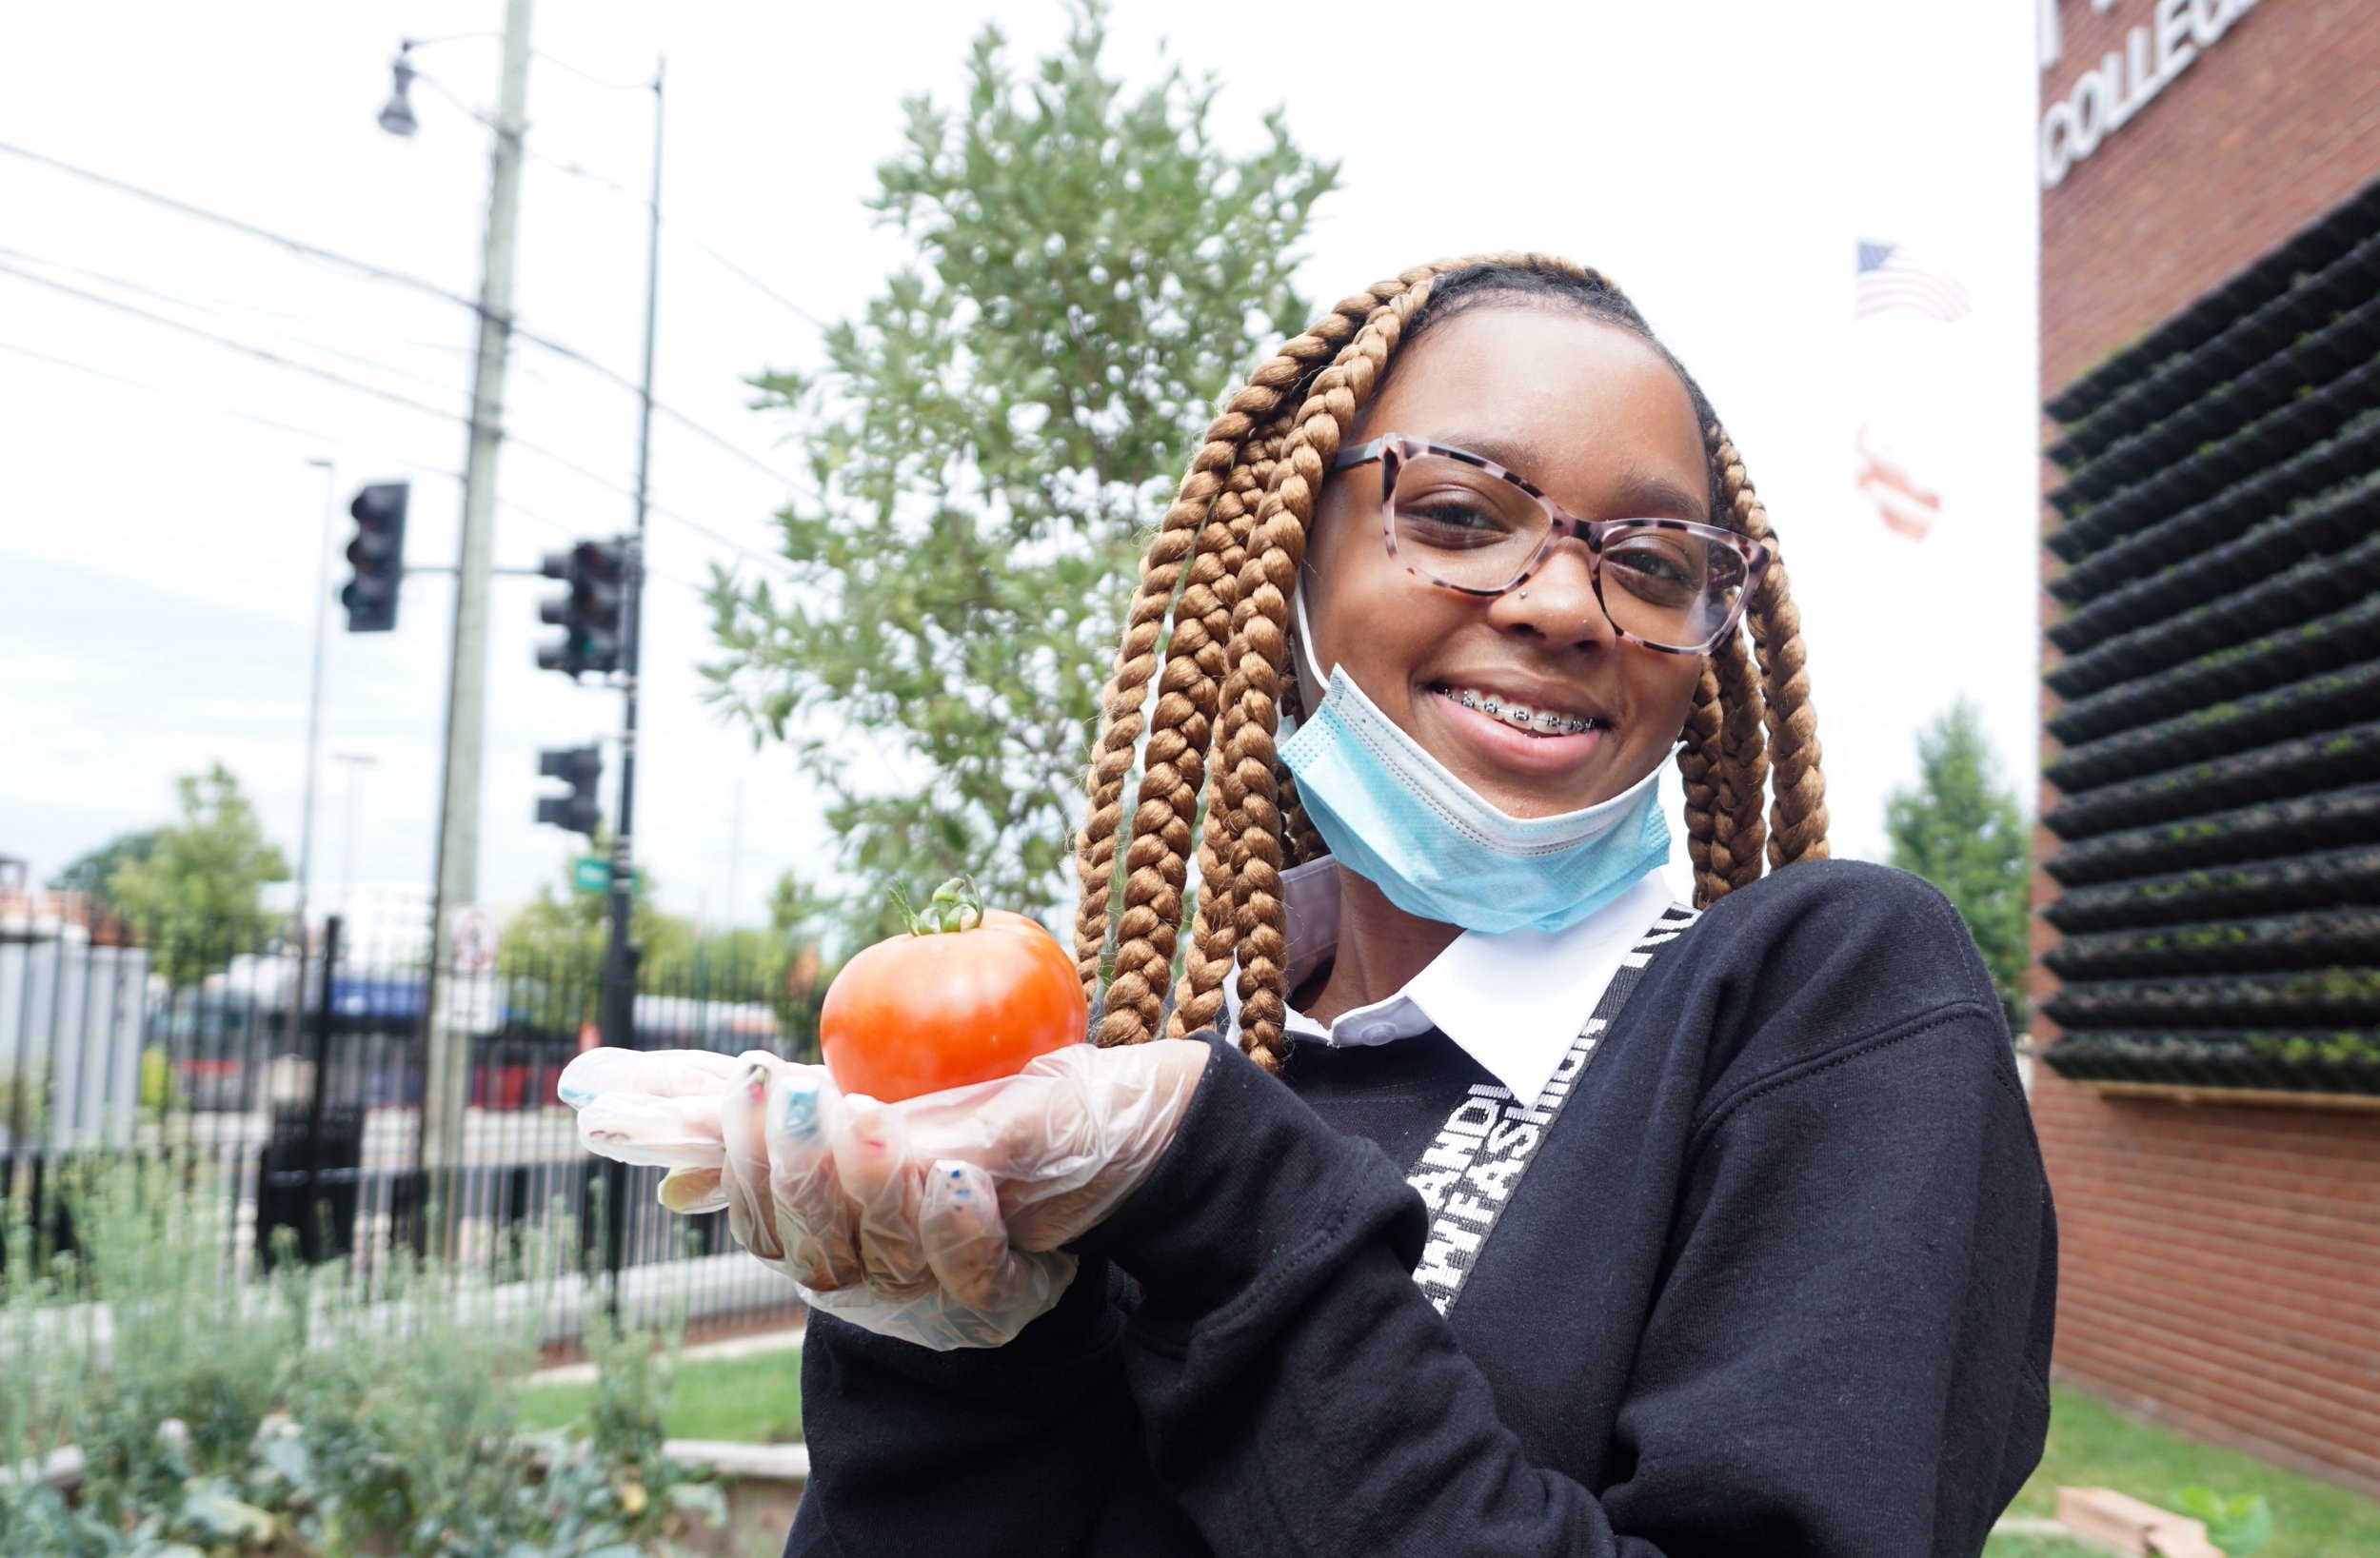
[535,745,603,836]
[342,482,409,632]
[537,540,625,679]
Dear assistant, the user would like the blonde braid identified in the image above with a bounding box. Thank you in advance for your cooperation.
[1710,625,1770,893]
[1711,427,1830,868]
[1170,437,1283,1038]
[1073,318,1369,1011]
[1216,293,1423,1071]
[1087,290,1418,1043]
[1676,662,1726,908]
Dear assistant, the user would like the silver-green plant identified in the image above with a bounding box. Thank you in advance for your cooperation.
[2,1159,717,1557]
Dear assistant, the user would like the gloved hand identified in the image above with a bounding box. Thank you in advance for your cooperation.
[558,1038,1210,1350]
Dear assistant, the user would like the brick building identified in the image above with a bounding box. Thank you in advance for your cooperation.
[2031,0,2380,1498]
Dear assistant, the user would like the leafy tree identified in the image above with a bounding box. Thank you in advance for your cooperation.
[1885,700,2033,1033]
[766,868,840,961]
[107,764,288,982]
[498,831,694,985]
[497,853,833,1016]
[48,829,161,917]
[704,0,1336,939]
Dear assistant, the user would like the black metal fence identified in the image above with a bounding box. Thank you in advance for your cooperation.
[0,909,823,1340]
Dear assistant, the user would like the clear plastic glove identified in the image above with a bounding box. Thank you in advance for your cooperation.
[557,1038,1209,1350]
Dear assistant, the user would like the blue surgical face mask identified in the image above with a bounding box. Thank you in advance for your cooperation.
[1277,588,1672,936]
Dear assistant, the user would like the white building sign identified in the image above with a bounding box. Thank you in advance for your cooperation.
[2038,0,2268,189]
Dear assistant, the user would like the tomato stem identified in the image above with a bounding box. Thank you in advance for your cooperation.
[891,875,985,936]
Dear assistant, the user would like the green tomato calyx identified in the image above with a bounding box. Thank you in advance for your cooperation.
[892,875,986,936]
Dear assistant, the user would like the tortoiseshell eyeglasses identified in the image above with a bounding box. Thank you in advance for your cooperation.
[1331,434,1772,657]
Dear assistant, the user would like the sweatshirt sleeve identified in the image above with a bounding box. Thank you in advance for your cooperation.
[1073,992,2054,1555]
[783,1253,1143,1557]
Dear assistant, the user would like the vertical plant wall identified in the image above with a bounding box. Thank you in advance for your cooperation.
[2038,178,2380,1095]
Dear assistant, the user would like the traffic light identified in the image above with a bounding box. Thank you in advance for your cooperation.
[342,482,409,632]
[535,745,603,836]
[536,540,626,679]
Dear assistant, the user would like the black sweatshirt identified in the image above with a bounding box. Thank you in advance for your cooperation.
[785,859,2058,1557]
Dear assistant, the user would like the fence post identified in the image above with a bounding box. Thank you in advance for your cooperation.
[602,941,639,1318]
[301,915,342,1258]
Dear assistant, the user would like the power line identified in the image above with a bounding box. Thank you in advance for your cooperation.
[1,251,472,360]
[0,337,726,603]
[0,246,476,404]
[0,138,480,313]
[672,228,831,334]
[0,338,461,481]
[411,64,829,335]
[0,262,469,424]
[5,244,645,489]
[3,138,819,501]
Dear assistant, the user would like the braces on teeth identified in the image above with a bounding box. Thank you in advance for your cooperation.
[1449,687,1597,736]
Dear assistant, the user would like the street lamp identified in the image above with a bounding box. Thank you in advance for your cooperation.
[378,46,420,138]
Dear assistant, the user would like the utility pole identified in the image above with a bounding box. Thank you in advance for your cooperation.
[420,0,533,1238]
[599,58,664,1061]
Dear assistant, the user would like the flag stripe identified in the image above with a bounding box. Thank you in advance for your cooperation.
[1854,239,1973,323]
[1855,426,1942,541]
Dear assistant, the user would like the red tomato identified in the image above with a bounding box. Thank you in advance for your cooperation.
[820,883,1086,1103]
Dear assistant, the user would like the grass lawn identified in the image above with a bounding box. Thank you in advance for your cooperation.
[521,1347,804,1444]
[523,1363,2380,1555]
[1982,1384,2380,1558]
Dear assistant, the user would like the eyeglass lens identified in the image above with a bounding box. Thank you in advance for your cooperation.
[1388,451,1749,650]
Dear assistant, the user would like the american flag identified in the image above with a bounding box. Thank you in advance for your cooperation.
[1856,240,1973,323]
[1856,427,1942,541]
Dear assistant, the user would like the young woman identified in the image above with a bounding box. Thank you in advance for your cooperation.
[568,254,2056,1557]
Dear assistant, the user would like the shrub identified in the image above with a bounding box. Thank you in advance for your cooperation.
[0,1159,719,1556]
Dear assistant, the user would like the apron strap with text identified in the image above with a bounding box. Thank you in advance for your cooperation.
[1403,900,1700,1316]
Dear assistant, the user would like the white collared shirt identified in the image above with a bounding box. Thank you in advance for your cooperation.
[1220,860,1678,1105]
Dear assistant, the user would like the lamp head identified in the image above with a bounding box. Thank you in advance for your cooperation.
[378,50,419,138]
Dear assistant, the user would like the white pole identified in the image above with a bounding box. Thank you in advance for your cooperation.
[420,0,533,1237]
[331,753,377,917]
[296,457,336,940]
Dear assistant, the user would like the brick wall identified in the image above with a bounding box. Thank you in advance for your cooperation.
[2034,0,2380,1499]
[2038,0,2380,396]
[2027,1071,2380,1495]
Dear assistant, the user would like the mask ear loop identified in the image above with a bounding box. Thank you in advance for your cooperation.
[1286,581,1334,739]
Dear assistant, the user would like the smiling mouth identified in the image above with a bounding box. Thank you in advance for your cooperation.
[1429,683,1606,739]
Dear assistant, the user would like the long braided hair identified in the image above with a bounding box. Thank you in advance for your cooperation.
[1072,255,1829,1071]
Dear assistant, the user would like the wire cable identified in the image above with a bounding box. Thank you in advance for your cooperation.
[0,262,469,424]
[3,138,818,499]
[0,337,724,603]
[0,246,476,403]
[411,66,828,334]
[0,252,472,360]
[0,138,481,313]
[0,338,461,482]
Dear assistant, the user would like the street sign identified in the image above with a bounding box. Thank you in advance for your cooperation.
[451,907,500,974]
[571,858,645,895]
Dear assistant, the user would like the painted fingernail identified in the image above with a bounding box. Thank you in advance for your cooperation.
[778,1079,819,1138]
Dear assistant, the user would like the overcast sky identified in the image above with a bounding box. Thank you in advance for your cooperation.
[0,1,2041,931]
